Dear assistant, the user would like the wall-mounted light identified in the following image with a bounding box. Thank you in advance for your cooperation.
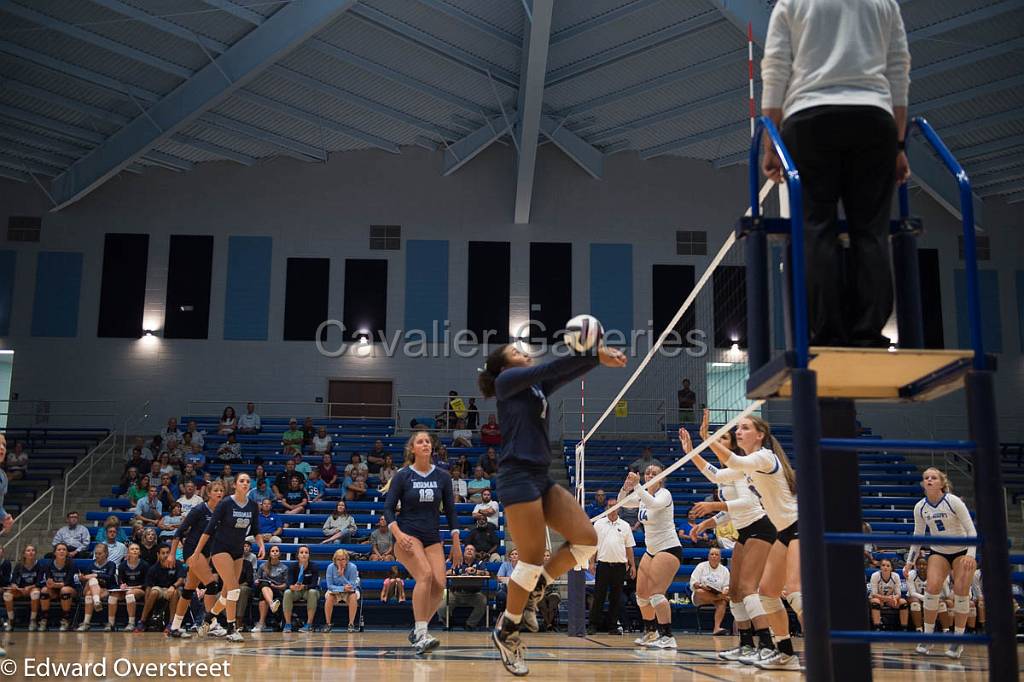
[711,362,733,368]
[142,329,156,337]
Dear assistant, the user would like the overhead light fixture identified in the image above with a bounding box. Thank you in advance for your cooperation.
[711,362,733,367]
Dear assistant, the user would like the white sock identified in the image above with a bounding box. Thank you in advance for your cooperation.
[29,615,36,623]
[414,621,427,637]
[504,611,523,624]
[955,626,965,636]
[92,596,101,607]
[128,617,135,625]
[923,622,935,634]
[109,616,116,625]
[83,613,92,624]
[171,615,184,631]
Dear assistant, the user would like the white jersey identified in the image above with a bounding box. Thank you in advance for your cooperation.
[908,493,977,560]
[699,462,768,530]
[869,571,903,597]
[906,569,927,600]
[620,486,681,554]
[689,561,730,594]
[721,448,799,530]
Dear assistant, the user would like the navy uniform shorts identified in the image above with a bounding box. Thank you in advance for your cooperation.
[496,461,557,506]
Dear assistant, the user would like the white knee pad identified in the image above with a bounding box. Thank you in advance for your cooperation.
[569,544,597,568]
[760,595,784,614]
[29,590,39,601]
[649,594,668,608]
[217,595,228,607]
[635,595,651,608]
[87,578,98,589]
[743,593,767,620]
[786,592,802,617]
[125,593,136,605]
[923,592,941,613]
[226,589,241,602]
[107,594,117,604]
[937,601,948,614]
[730,600,749,622]
[969,606,977,618]
[510,561,543,592]
[953,595,970,615]
[910,602,921,612]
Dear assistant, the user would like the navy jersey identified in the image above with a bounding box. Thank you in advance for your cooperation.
[176,503,215,558]
[384,465,457,541]
[83,560,117,589]
[118,559,149,587]
[44,559,74,586]
[11,561,42,588]
[145,560,184,588]
[204,496,259,552]
[494,354,599,467]
[0,560,11,588]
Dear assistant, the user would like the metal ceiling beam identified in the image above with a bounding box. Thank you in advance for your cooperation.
[350,4,519,88]
[513,0,554,223]
[913,36,1024,80]
[967,153,1024,176]
[539,115,603,179]
[442,114,515,176]
[89,0,231,54]
[974,169,1024,189]
[955,134,1024,160]
[50,0,356,210]
[170,133,255,166]
[0,154,61,177]
[978,178,1024,196]
[199,0,264,26]
[0,167,28,183]
[706,0,772,46]
[202,112,325,161]
[0,125,89,155]
[912,73,1024,115]
[545,11,722,86]
[938,108,1023,139]
[0,104,105,145]
[1004,191,1024,204]
[551,0,664,44]
[141,150,193,171]
[1,79,130,127]
[0,139,76,167]
[416,0,520,47]
[908,0,1024,41]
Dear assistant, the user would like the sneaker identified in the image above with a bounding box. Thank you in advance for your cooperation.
[250,624,263,633]
[209,622,228,638]
[123,624,135,633]
[492,618,528,677]
[299,624,311,633]
[26,622,36,632]
[348,624,357,633]
[915,643,932,656]
[283,624,293,633]
[167,629,192,639]
[324,625,335,634]
[76,622,91,632]
[226,631,244,643]
[59,620,70,632]
[196,619,212,639]
[413,633,440,655]
[945,643,963,660]
[37,620,47,632]
[739,647,776,666]
[719,644,755,661]
[2,623,10,633]
[755,651,802,671]
[133,622,145,634]
[270,600,280,614]
[634,630,659,647]
[648,635,677,649]
[102,623,113,632]
[408,629,418,645]
[711,628,729,636]
[521,608,539,633]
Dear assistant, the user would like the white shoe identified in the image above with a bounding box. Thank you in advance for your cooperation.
[250,624,263,633]
[521,608,539,633]
[755,650,802,671]
[719,644,755,661]
[196,620,211,639]
[647,635,677,649]
[492,620,528,677]
[915,643,932,655]
[414,633,440,655]
[2,623,10,633]
[226,631,244,643]
[270,600,280,614]
[634,630,659,647]
[739,647,776,666]
[76,623,91,632]
[945,643,963,659]
[209,622,228,638]
[26,622,36,632]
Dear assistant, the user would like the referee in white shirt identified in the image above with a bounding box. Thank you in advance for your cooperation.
[588,497,636,635]
[761,0,911,348]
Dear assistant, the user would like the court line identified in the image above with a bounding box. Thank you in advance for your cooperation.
[582,636,611,647]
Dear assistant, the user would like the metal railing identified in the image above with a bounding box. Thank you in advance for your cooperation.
[185,400,394,421]
[60,431,121,519]
[0,399,118,430]
[3,487,54,557]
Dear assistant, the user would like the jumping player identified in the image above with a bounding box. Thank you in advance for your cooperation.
[384,431,461,654]
[167,481,227,638]
[478,339,626,676]
[194,473,264,642]
[903,467,977,659]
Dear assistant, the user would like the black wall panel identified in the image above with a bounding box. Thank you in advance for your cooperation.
[467,242,510,344]
[164,235,213,339]
[97,233,149,338]
[343,259,388,342]
[529,242,572,343]
[713,265,747,349]
[283,258,330,341]
[652,264,696,346]
[918,248,944,349]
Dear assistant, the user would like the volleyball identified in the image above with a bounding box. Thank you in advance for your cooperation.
[563,314,603,352]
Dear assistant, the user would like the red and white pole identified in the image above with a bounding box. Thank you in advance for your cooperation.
[748,21,756,138]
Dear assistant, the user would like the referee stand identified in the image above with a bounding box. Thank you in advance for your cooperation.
[738,115,1017,682]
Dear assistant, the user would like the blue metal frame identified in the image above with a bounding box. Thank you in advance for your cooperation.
[823,533,981,546]
[818,438,975,451]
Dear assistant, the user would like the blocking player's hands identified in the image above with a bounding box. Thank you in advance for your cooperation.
[623,471,640,492]
[699,408,711,442]
[678,427,693,452]
[598,346,627,368]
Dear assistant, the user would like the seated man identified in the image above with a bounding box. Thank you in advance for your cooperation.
[282,419,304,456]
[237,402,262,434]
[272,461,303,500]
[438,544,488,630]
[451,419,473,448]
[52,511,91,559]
[585,489,607,519]
[134,485,163,526]
[465,517,501,563]
[136,543,184,632]
[343,471,368,502]
[467,466,491,504]
[472,489,500,528]
[304,467,326,502]
[217,433,242,463]
[256,499,283,544]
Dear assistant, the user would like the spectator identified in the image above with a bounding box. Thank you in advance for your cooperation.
[322,501,357,544]
[42,542,76,631]
[256,498,283,544]
[344,471,368,502]
[495,548,519,615]
[689,547,731,635]
[237,402,262,434]
[136,543,183,632]
[157,473,178,511]
[437,390,461,430]
[466,397,480,431]
[4,546,42,631]
[478,447,499,476]
[273,461,303,499]
[450,465,468,503]
[365,439,387,474]
[163,439,184,467]
[253,545,289,632]
[134,485,163,526]
[301,417,316,447]
[147,459,162,483]
[454,454,471,477]
[184,443,206,472]
[434,443,450,470]
[378,454,396,488]
[4,441,27,481]
[863,521,879,567]
[439,544,488,630]
[217,433,242,463]
[248,477,274,506]
[217,463,236,493]
[677,378,697,423]
[323,549,361,632]
[121,466,142,495]
[161,417,183,443]
[158,501,184,543]
[311,426,332,456]
[480,415,501,446]
[128,519,146,546]
[761,0,910,347]
[467,465,491,503]
[280,476,308,515]
[282,545,321,633]
[472,489,500,527]
[99,523,128,565]
[116,542,149,632]
[381,565,405,603]
[537,549,562,632]
[628,447,662,474]
[126,474,150,505]
[176,481,203,515]
[366,516,394,560]
[143,435,162,462]
[289,452,311,479]
[304,467,326,502]
[52,511,91,558]
[320,454,338,488]
[465,517,500,562]
[126,437,146,463]
[75,543,117,631]
[588,497,636,635]
[218,406,237,435]
[868,558,908,631]
[585,489,607,518]
[185,420,205,448]
[181,463,202,489]
[344,453,368,479]
[451,419,473,448]
[282,419,304,456]
[138,528,160,566]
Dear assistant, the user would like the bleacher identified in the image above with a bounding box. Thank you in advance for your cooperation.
[998,442,1024,504]
[2,426,109,515]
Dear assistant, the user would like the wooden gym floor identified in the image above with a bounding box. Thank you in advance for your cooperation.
[0,630,1012,681]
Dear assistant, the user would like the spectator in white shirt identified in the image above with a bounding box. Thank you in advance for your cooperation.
[185,420,205,448]
[344,453,368,479]
[689,547,731,635]
[237,402,262,434]
[450,464,468,503]
[51,511,91,558]
[218,406,237,435]
[160,418,182,445]
[588,497,636,635]
[311,427,333,456]
[472,489,500,527]
[451,419,473,448]
[176,481,203,515]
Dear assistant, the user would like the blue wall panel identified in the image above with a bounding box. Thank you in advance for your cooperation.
[404,240,448,341]
[590,244,632,344]
[0,251,14,337]
[224,236,272,340]
[31,251,82,337]
[954,269,1001,353]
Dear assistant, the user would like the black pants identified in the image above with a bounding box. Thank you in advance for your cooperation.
[589,561,627,632]
[781,105,897,347]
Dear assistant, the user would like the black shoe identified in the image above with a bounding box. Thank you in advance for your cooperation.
[585,626,596,636]
[492,617,528,677]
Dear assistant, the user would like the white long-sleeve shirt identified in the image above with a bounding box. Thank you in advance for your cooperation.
[761,0,910,119]
[689,560,730,595]
[698,462,767,530]
[907,493,977,561]
[619,485,681,554]
[868,570,903,598]
[720,448,799,531]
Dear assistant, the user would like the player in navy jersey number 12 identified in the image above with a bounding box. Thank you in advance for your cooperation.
[166,481,226,638]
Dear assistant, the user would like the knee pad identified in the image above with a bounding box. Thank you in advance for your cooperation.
[899,602,909,610]
[923,592,941,613]
[569,544,597,568]
[125,592,136,605]
[206,580,222,597]
[87,578,98,589]
[954,594,970,615]
[649,594,668,608]
[786,591,802,616]
[937,602,948,614]
[180,588,196,602]
[226,589,241,602]
[107,594,117,604]
[730,600,749,622]
[760,595,784,614]
[29,590,39,601]
[60,593,73,603]
[743,593,767,620]
[510,561,543,592]
[870,602,882,611]
[969,606,977,618]
[910,602,921,612]
[635,595,651,608]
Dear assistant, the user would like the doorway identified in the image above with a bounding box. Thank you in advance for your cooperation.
[327,380,393,419]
